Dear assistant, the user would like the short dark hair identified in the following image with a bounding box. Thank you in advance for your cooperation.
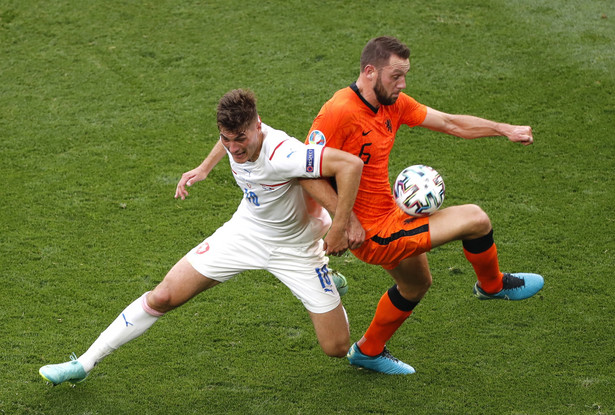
[216,89,258,134]
[360,36,410,71]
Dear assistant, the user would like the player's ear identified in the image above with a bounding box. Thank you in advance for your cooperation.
[365,64,376,80]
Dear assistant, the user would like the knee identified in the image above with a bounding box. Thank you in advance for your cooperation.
[147,286,176,314]
[399,271,432,299]
[400,279,431,301]
[419,274,433,293]
[318,327,350,358]
[466,204,492,235]
[322,338,350,358]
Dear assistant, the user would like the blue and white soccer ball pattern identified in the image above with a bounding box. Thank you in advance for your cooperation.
[394,165,445,217]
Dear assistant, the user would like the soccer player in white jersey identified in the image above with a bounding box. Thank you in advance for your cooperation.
[39,89,363,386]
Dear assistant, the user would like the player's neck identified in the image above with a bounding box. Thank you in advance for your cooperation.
[249,130,265,162]
[355,78,380,109]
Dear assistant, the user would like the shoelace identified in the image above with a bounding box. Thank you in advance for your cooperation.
[69,352,78,362]
[380,347,400,362]
[502,273,526,290]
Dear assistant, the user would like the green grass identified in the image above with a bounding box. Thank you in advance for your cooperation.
[1,0,614,414]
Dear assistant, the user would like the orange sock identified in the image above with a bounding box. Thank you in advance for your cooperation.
[463,230,503,294]
[357,286,417,356]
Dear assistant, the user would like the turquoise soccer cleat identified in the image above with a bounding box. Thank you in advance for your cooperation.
[331,269,348,296]
[473,273,544,301]
[347,343,415,375]
[39,353,87,386]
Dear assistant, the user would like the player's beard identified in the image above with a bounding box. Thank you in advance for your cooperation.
[374,74,398,106]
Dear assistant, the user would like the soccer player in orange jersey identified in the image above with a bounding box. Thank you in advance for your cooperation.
[303,36,544,375]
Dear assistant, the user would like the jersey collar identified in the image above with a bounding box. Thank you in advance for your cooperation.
[350,82,379,114]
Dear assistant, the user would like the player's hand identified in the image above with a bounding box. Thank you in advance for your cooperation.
[175,167,208,200]
[507,125,534,146]
[346,213,365,249]
[323,228,349,257]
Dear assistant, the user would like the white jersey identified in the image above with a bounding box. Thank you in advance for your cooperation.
[225,123,332,245]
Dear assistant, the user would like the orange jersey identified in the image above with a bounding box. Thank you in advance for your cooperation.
[307,83,427,238]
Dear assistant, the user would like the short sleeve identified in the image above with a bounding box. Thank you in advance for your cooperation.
[269,139,325,179]
[398,93,428,127]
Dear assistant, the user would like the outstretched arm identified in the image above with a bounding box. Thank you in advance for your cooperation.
[316,148,363,256]
[175,140,227,200]
[420,107,534,146]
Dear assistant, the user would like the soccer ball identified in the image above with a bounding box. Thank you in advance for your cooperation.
[394,165,445,217]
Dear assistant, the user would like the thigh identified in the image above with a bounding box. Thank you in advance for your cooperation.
[352,209,431,270]
[268,240,340,314]
[149,256,220,312]
[429,204,490,247]
[186,219,269,281]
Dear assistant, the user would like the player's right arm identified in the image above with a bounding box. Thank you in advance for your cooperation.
[300,178,365,249]
[318,147,363,255]
[175,140,227,200]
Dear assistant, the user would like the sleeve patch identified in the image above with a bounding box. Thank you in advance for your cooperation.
[306,148,315,172]
[308,130,326,146]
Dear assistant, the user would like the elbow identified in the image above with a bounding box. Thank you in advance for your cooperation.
[351,155,364,174]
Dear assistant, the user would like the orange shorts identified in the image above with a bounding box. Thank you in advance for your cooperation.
[351,209,432,270]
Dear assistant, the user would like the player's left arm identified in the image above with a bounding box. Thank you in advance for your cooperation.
[175,140,227,200]
[420,107,534,146]
[318,147,363,256]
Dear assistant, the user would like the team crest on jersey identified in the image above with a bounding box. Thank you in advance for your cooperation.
[306,148,315,172]
[385,119,393,133]
[196,242,210,254]
[308,130,326,146]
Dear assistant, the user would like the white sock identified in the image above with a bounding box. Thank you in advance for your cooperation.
[78,292,163,372]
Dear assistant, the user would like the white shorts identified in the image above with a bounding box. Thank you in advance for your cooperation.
[186,220,341,314]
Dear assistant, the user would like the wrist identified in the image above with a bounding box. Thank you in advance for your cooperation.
[495,122,513,137]
[328,221,347,233]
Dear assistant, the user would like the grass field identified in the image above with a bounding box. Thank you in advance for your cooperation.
[1,0,614,414]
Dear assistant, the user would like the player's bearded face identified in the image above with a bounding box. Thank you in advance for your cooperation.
[373,56,409,106]
[374,73,398,106]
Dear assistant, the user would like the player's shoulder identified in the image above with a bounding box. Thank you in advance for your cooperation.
[326,86,360,110]
[398,91,421,105]
[317,86,363,127]
[263,123,294,145]
[262,123,289,141]
[393,92,428,124]
[262,123,303,155]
